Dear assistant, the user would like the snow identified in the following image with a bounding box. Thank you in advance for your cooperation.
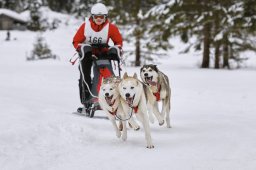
[1,12,256,170]
[0,8,28,23]
[214,31,223,41]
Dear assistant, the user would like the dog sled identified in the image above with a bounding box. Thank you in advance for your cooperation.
[76,43,122,118]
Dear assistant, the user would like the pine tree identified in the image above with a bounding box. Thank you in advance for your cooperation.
[28,34,56,60]
[27,0,42,31]
[71,0,95,18]
[46,0,73,13]
[147,0,256,69]
[104,0,165,66]
[0,0,16,10]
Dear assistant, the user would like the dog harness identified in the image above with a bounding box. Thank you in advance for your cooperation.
[153,84,161,101]
[109,109,117,115]
[132,106,139,113]
[109,110,117,115]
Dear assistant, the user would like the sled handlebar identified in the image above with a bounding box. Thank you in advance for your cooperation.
[78,43,109,49]
[92,54,120,62]
[91,43,109,49]
[78,43,120,61]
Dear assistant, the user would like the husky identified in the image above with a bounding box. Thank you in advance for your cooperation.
[118,73,155,148]
[98,76,127,141]
[140,64,171,128]
[98,76,140,141]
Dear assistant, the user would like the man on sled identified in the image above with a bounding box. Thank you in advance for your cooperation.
[72,3,123,115]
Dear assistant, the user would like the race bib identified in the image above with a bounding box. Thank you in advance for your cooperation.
[84,18,109,44]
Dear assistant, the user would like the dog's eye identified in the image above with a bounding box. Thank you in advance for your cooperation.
[123,87,126,90]
[143,70,145,72]
[103,89,105,91]
[149,69,152,72]
[110,88,113,90]
[131,87,134,89]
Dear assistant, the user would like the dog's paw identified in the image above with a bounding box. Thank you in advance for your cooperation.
[128,122,140,131]
[122,133,127,141]
[159,120,165,126]
[118,122,123,131]
[146,145,154,149]
[134,126,140,131]
[116,131,121,138]
[167,124,172,128]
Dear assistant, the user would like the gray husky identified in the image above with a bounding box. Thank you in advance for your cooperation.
[140,65,171,128]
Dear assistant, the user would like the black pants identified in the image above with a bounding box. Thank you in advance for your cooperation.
[78,60,92,104]
[78,45,118,104]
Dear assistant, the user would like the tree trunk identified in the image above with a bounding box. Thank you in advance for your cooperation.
[222,32,230,69]
[135,18,141,66]
[214,11,220,69]
[214,41,220,69]
[135,35,141,66]
[201,21,211,68]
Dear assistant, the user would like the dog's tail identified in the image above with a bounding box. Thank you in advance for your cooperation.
[164,76,172,128]
[164,75,171,114]
[165,88,171,114]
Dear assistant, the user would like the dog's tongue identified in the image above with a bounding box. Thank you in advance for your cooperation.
[147,79,157,86]
[105,96,113,105]
[126,97,133,106]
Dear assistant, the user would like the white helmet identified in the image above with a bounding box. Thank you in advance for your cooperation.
[91,3,108,15]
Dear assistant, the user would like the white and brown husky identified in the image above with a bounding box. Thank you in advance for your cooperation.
[118,73,155,148]
[98,76,140,141]
[98,76,127,141]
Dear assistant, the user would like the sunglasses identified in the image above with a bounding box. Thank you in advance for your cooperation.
[93,15,105,19]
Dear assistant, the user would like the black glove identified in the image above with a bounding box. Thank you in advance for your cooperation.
[78,45,92,60]
[77,48,83,58]
[108,47,121,61]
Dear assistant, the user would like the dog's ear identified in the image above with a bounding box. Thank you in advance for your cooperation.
[123,72,128,79]
[133,73,138,79]
[153,65,159,72]
[140,65,145,73]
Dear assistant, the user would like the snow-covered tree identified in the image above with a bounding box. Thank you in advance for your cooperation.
[146,0,256,69]
[0,0,16,10]
[27,34,57,60]
[27,0,42,31]
[104,0,167,66]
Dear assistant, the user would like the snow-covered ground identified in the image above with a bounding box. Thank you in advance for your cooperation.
[1,13,256,170]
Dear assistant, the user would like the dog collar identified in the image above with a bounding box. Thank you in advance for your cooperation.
[132,106,139,113]
[128,103,139,113]
[109,110,117,115]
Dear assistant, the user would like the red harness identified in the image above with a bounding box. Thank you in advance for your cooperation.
[132,106,139,113]
[153,84,161,101]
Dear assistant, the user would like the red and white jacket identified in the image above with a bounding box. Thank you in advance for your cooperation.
[72,17,123,55]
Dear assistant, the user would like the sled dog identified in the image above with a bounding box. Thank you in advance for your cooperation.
[140,64,171,128]
[98,76,139,141]
[118,73,154,148]
[98,76,127,140]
